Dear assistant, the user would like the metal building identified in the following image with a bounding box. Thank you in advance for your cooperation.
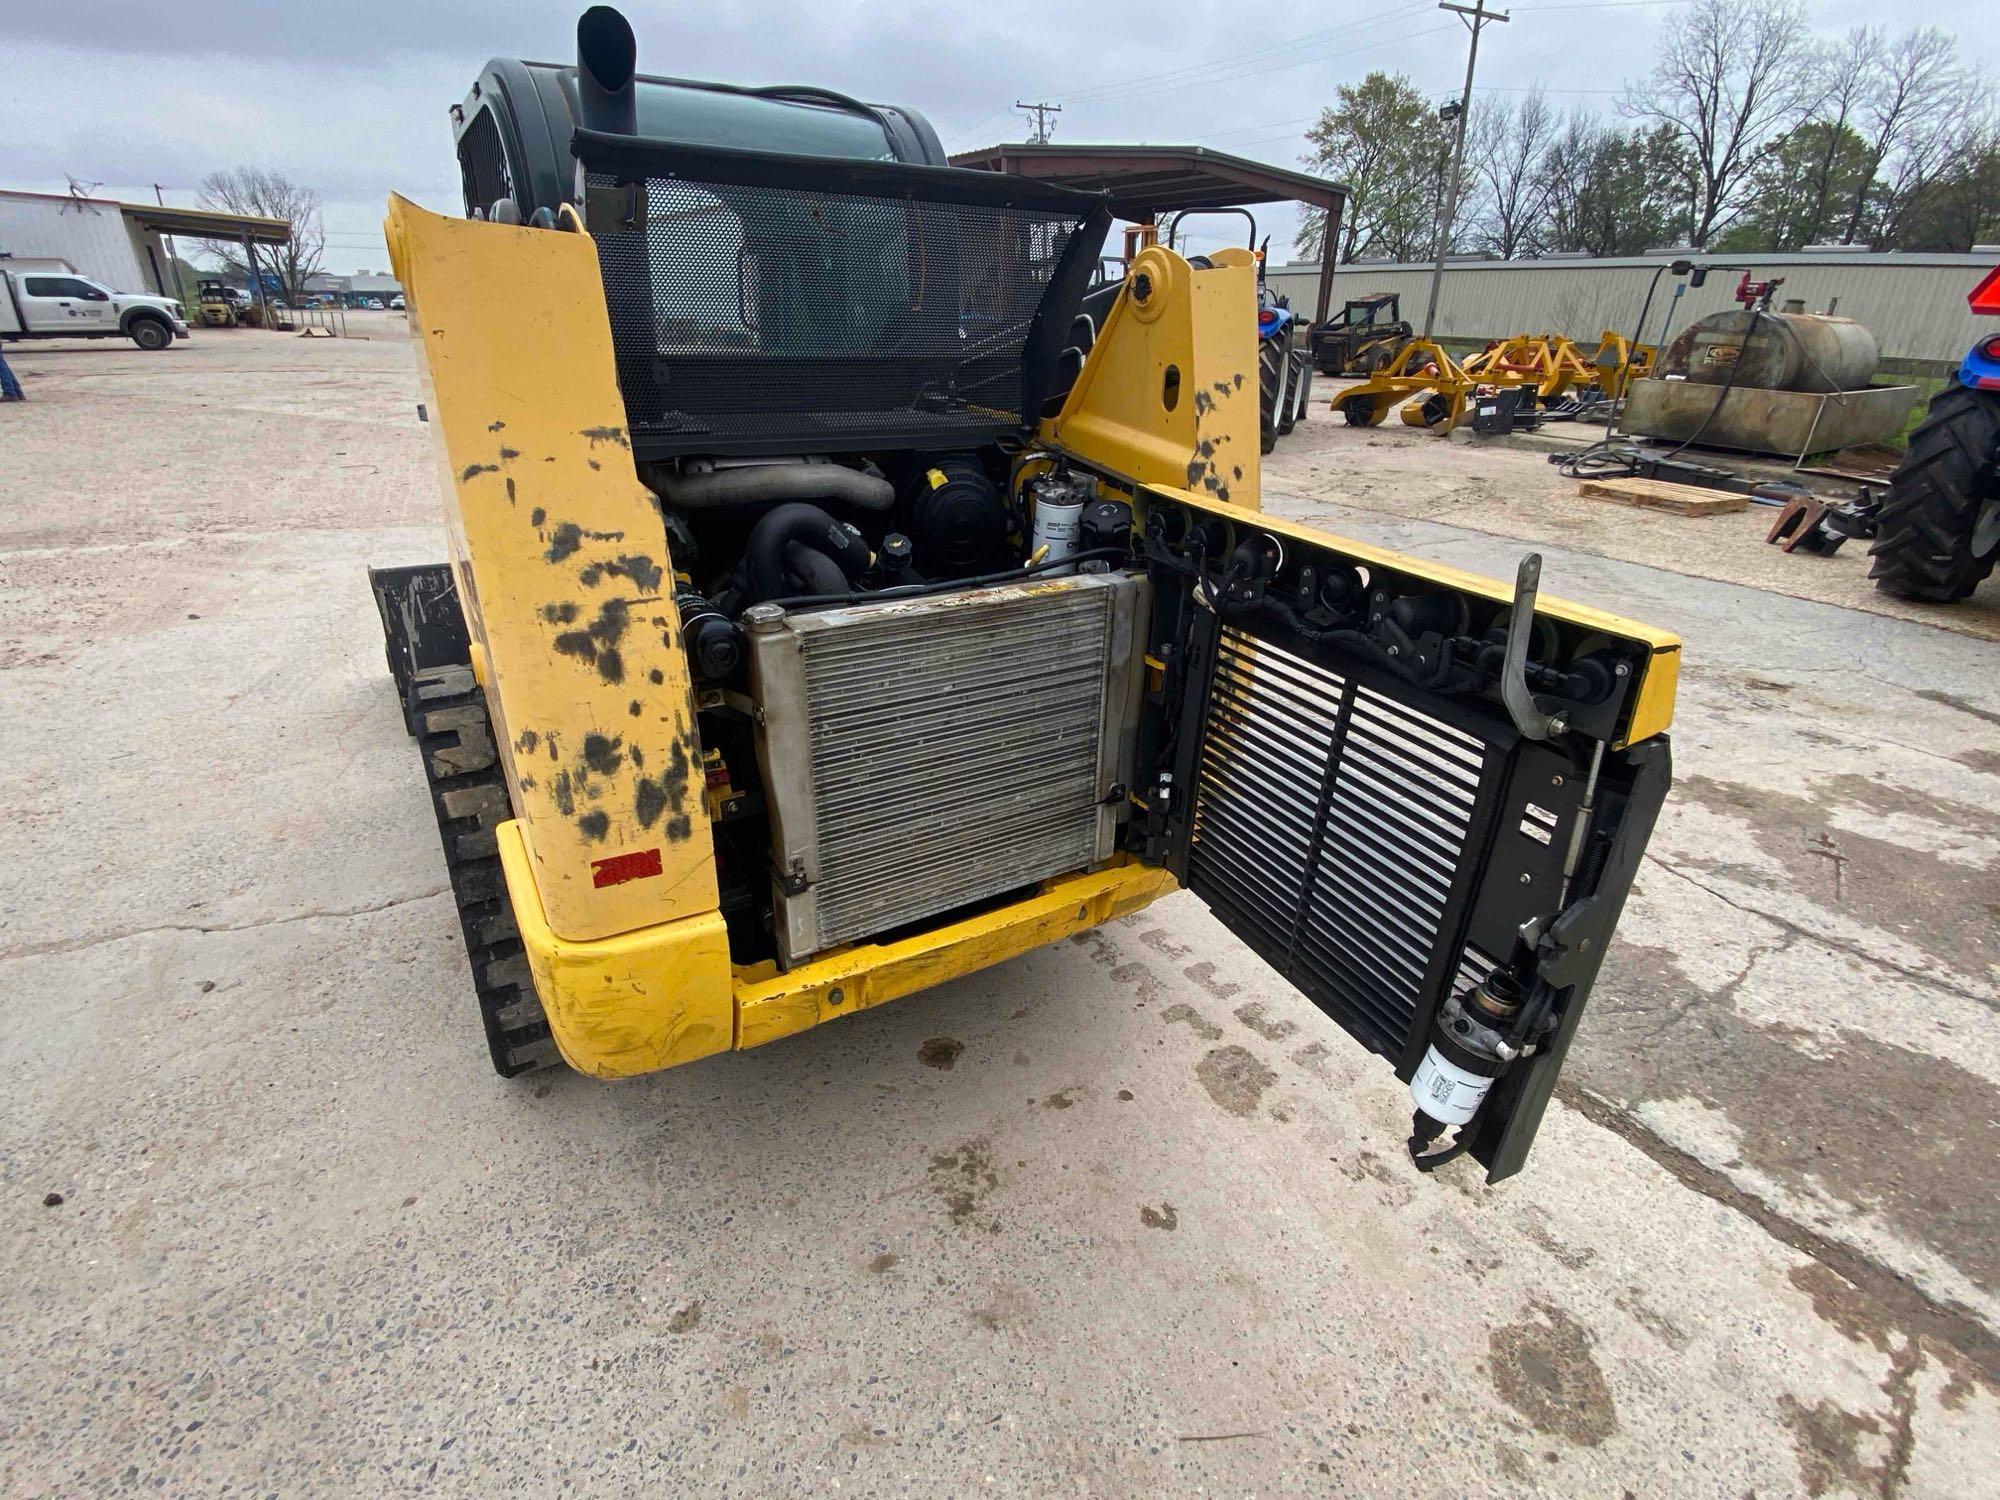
[1264,250,1999,367]
[0,188,289,300]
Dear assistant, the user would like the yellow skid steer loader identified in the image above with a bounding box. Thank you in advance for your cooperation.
[368,7,1678,1181]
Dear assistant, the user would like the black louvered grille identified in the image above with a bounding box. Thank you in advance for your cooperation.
[581,167,1094,453]
[1187,627,1497,1060]
[457,110,512,217]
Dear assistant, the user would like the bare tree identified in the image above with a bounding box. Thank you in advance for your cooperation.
[1791,27,1881,245]
[1621,0,1821,246]
[1469,89,1557,258]
[196,168,326,301]
[1842,28,1966,244]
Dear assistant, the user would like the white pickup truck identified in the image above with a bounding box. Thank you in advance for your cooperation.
[0,264,190,350]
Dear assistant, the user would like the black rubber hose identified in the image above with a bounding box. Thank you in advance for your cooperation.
[743,503,873,604]
[752,548,1132,613]
[781,542,849,597]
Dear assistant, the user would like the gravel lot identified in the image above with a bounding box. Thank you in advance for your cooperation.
[1,318,1994,1495]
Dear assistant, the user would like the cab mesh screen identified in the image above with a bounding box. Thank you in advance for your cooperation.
[582,165,1099,455]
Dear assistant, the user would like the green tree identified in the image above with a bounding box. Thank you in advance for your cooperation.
[1713,120,1874,251]
[1889,119,2000,252]
[1538,119,1690,256]
[1295,73,1436,263]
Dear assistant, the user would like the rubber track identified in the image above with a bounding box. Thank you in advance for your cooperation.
[408,664,559,1076]
[1868,383,2000,602]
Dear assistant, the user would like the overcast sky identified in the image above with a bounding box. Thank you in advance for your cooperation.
[4,0,1994,274]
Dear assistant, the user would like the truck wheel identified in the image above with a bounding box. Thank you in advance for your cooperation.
[1869,384,2000,602]
[128,318,172,351]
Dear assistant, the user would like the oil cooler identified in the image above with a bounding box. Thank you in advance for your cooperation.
[744,572,1149,967]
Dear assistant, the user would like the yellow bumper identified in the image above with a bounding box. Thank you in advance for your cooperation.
[497,819,1176,1078]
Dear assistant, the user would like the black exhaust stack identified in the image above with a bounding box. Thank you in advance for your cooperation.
[577,6,638,135]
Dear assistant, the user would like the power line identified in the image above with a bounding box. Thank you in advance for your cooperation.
[1056,21,1459,113]
[1049,2,1433,107]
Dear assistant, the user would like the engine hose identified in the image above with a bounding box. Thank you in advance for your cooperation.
[655,462,895,511]
[742,503,874,604]
[752,547,1132,613]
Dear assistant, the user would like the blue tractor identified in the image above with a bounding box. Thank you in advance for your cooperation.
[1870,266,2000,602]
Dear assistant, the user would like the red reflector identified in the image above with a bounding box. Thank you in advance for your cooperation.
[591,847,664,888]
[1980,334,2000,361]
[1979,376,2000,391]
[705,766,731,786]
[1970,265,2000,315]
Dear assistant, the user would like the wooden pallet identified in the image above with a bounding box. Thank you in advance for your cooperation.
[1576,477,1750,516]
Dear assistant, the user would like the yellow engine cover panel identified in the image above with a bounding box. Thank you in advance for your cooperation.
[385,194,720,944]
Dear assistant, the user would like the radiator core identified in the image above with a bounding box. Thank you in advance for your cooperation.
[746,572,1148,966]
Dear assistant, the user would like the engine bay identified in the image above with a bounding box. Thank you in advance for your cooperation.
[645,442,1656,973]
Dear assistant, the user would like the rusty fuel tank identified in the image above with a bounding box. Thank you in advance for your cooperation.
[1660,308,1879,393]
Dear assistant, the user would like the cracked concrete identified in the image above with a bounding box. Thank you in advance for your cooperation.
[0,324,1996,1495]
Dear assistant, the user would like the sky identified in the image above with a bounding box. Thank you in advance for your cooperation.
[4,0,1994,275]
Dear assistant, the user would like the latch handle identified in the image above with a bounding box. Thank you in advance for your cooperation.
[1501,553,1566,741]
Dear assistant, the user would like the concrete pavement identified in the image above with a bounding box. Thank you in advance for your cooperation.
[0,325,1993,1495]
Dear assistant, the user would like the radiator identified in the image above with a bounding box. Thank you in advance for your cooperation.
[746,572,1149,966]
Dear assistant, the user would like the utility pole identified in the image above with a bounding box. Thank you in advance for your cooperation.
[1015,101,1062,145]
[1420,0,1508,339]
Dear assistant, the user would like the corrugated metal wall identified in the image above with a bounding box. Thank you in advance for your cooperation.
[0,192,151,291]
[1265,252,1999,365]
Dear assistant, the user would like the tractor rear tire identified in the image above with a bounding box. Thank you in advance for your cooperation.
[1869,383,2000,602]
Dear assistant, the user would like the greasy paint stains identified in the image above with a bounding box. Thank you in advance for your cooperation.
[917,1036,964,1070]
[927,1138,997,1226]
[1488,1300,1619,1447]
[459,463,498,483]
[1233,1000,1296,1041]
[576,810,610,842]
[577,554,663,594]
[582,733,624,776]
[545,522,585,563]
[540,602,578,624]
[530,506,547,527]
[552,598,631,684]
[498,446,521,461]
[1161,1002,1222,1041]
[1194,1045,1275,1116]
[634,776,668,830]
[579,425,631,448]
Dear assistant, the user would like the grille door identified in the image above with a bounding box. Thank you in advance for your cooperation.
[1162,611,1571,1082]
